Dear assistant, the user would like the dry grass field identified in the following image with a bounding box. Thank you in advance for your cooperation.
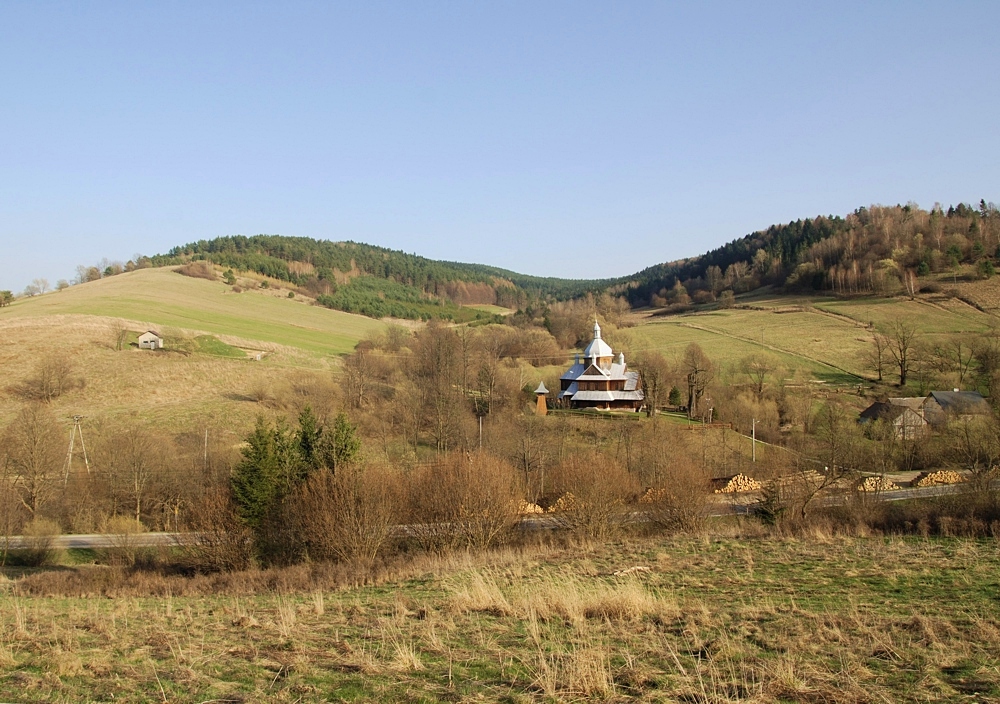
[2,533,999,702]
[0,267,385,357]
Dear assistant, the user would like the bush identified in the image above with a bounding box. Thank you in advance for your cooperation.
[641,456,711,533]
[547,451,639,541]
[100,515,147,567]
[407,452,524,552]
[15,517,62,566]
[291,463,399,566]
[182,488,255,573]
[176,261,217,281]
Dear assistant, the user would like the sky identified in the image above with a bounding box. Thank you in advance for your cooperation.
[2,1,999,293]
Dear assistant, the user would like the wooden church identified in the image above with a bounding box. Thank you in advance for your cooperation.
[558,320,644,411]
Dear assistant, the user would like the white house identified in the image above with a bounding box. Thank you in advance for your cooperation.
[137,330,163,350]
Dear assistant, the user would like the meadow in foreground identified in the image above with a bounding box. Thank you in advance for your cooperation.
[2,532,999,703]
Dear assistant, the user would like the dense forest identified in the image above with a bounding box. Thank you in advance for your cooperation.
[630,201,1000,307]
[149,236,611,319]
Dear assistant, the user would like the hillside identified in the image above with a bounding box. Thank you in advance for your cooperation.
[0,267,385,357]
[0,268,390,429]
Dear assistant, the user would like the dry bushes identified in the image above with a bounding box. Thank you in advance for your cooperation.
[13,518,61,567]
[406,451,523,552]
[290,463,398,566]
[641,455,712,533]
[182,488,255,573]
[175,261,216,280]
[14,354,83,402]
[547,450,638,540]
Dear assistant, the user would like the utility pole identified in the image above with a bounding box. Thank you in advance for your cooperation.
[64,415,90,485]
[752,418,756,463]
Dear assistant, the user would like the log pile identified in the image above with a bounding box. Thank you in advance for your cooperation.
[858,476,899,492]
[519,500,544,515]
[547,493,578,512]
[714,474,762,494]
[915,470,965,487]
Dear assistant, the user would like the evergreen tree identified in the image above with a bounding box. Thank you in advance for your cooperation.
[230,416,282,532]
[328,411,361,472]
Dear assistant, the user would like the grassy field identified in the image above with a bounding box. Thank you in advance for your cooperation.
[2,533,999,702]
[0,267,386,357]
[630,291,996,386]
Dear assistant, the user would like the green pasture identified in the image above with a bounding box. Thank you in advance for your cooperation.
[630,311,864,385]
[0,267,385,356]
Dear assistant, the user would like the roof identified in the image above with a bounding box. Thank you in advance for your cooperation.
[582,320,613,360]
[534,382,548,394]
[888,397,925,411]
[927,390,989,413]
[859,402,919,423]
[138,330,162,339]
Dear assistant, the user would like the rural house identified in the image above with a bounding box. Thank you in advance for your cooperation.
[137,330,163,350]
[921,390,990,426]
[859,390,990,437]
[558,320,644,411]
[858,398,928,440]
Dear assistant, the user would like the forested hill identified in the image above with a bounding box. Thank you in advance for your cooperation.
[143,200,999,321]
[620,201,1000,307]
[151,236,609,316]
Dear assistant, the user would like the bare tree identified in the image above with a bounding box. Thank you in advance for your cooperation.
[740,354,775,399]
[681,343,714,420]
[864,331,890,383]
[885,320,920,387]
[633,350,671,418]
[108,318,129,351]
[2,403,63,517]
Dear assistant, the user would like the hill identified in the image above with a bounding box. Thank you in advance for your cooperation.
[0,267,385,357]
[0,267,388,429]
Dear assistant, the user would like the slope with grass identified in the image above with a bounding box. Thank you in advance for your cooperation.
[630,290,996,386]
[0,267,385,357]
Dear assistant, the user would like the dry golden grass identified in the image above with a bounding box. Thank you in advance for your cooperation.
[3,533,999,702]
[0,315,342,429]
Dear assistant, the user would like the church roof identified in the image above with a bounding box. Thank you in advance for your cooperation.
[583,320,613,359]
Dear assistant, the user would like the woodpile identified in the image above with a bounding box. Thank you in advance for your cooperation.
[715,474,762,494]
[519,500,544,515]
[639,488,669,504]
[858,476,899,492]
[915,470,965,487]
[547,493,578,512]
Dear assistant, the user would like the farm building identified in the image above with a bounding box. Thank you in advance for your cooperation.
[858,398,928,440]
[859,390,990,437]
[558,320,644,411]
[922,390,990,426]
[137,330,163,350]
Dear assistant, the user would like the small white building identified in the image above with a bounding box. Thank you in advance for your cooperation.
[137,330,163,350]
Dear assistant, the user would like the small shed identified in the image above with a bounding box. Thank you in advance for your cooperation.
[138,330,163,350]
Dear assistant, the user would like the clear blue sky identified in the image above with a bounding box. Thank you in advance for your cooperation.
[2,2,998,293]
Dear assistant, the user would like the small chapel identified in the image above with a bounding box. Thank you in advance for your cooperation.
[558,320,644,411]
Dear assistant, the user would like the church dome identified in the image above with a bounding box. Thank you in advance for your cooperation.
[583,320,613,359]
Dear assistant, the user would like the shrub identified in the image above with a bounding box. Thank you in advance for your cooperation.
[641,456,711,533]
[176,261,217,281]
[15,517,62,566]
[291,463,399,566]
[407,451,524,552]
[182,488,255,573]
[547,450,639,541]
[100,515,147,567]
